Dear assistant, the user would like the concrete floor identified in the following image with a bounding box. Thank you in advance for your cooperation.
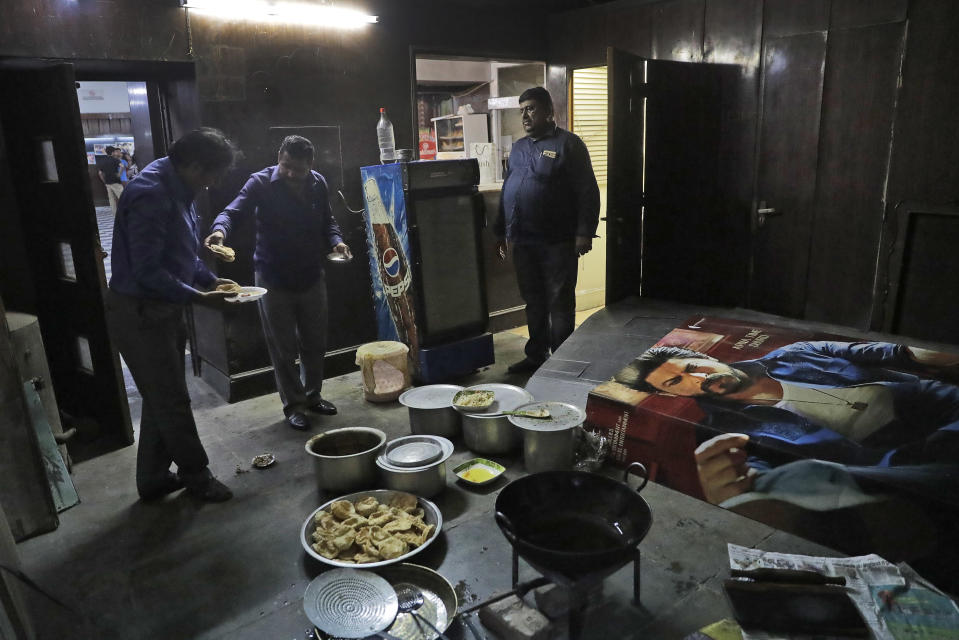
[15,304,887,640]
[14,330,540,639]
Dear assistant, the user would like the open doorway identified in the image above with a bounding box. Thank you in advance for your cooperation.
[0,60,201,469]
[570,66,608,314]
[76,80,152,282]
[413,54,545,183]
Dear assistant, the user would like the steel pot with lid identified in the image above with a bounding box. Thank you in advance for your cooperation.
[509,401,585,473]
[399,384,463,438]
[377,435,453,497]
[458,383,532,455]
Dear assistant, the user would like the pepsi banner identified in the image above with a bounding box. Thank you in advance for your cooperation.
[360,164,420,360]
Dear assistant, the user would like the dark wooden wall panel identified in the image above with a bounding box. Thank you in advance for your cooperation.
[805,22,906,327]
[704,0,762,67]
[704,0,763,296]
[830,0,908,29]
[873,0,959,329]
[651,0,706,62]
[764,0,830,38]
[548,6,608,69]
[883,0,959,204]
[541,0,959,334]
[0,2,188,61]
[605,3,654,59]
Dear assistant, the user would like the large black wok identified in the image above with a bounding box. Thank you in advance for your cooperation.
[495,463,652,585]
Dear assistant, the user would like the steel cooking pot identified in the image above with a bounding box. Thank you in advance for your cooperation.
[494,463,651,584]
[459,383,532,455]
[304,427,386,493]
[399,384,463,438]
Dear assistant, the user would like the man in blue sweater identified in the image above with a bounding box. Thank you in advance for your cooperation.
[494,87,600,374]
[108,128,239,502]
[206,136,350,431]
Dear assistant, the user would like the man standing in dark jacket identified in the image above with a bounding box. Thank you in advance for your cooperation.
[206,136,350,431]
[494,87,600,374]
[108,128,239,502]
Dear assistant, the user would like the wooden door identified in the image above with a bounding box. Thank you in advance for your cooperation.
[641,57,736,305]
[605,47,645,304]
[606,47,741,306]
[748,32,828,316]
[0,63,133,450]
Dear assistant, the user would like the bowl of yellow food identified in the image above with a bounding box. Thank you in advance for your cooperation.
[301,489,442,569]
[453,458,506,486]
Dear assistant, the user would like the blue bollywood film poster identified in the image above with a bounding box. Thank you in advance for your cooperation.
[359,164,420,357]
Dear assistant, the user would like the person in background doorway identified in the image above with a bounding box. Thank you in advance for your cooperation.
[125,152,140,180]
[119,149,129,185]
[494,86,600,374]
[107,128,240,503]
[97,145,124,214]
[205,135,350,432]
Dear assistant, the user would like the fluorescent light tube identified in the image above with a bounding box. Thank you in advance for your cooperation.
[182,1,378,28]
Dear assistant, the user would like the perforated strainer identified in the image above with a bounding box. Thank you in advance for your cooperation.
[303,569,399,638]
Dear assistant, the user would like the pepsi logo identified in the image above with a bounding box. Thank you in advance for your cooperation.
[382,247,401,278]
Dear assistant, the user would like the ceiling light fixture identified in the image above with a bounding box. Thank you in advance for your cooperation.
[181,0,378,29]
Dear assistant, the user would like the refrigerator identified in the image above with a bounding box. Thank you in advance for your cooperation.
[360,159,493,382]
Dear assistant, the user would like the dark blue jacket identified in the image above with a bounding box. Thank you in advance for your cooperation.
[109,157,216,304]
[495,125,600,244]
[700,341,959,469]
[212,166,343,292]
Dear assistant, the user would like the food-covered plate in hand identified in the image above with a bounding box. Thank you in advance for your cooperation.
[301,489,442,569]
[326,251,353,265]
[225,286,267,303]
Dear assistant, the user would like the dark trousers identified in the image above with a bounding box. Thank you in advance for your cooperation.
[106,290,211,493]
[512,242,579,364]
[255,271,329,414]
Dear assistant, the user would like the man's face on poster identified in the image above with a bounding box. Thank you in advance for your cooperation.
[645,357,750,397]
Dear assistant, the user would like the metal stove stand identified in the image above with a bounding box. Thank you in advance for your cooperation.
[510,546,642,640]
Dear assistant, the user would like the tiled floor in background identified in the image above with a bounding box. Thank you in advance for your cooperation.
[95,205,114,281]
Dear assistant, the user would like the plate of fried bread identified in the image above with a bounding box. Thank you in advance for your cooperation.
[301,489,442,569]
[208,243,236,262]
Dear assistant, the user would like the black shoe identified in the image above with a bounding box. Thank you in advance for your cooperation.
[507,357,543,374]
[308,398,337,415]
[187,477,233,502]
[138,472,185,501]
[286,411,311,431]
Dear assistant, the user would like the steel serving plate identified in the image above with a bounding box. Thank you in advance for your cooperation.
[455,383,532,416]
[301,489,443,569]
[226,285,267,303]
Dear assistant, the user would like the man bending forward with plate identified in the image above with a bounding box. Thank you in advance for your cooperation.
[206,135,350,431]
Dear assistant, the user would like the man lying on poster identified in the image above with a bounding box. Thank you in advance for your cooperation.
[614,340,959,512]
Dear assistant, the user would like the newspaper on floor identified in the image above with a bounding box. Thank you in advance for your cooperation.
[726,543,959,640]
